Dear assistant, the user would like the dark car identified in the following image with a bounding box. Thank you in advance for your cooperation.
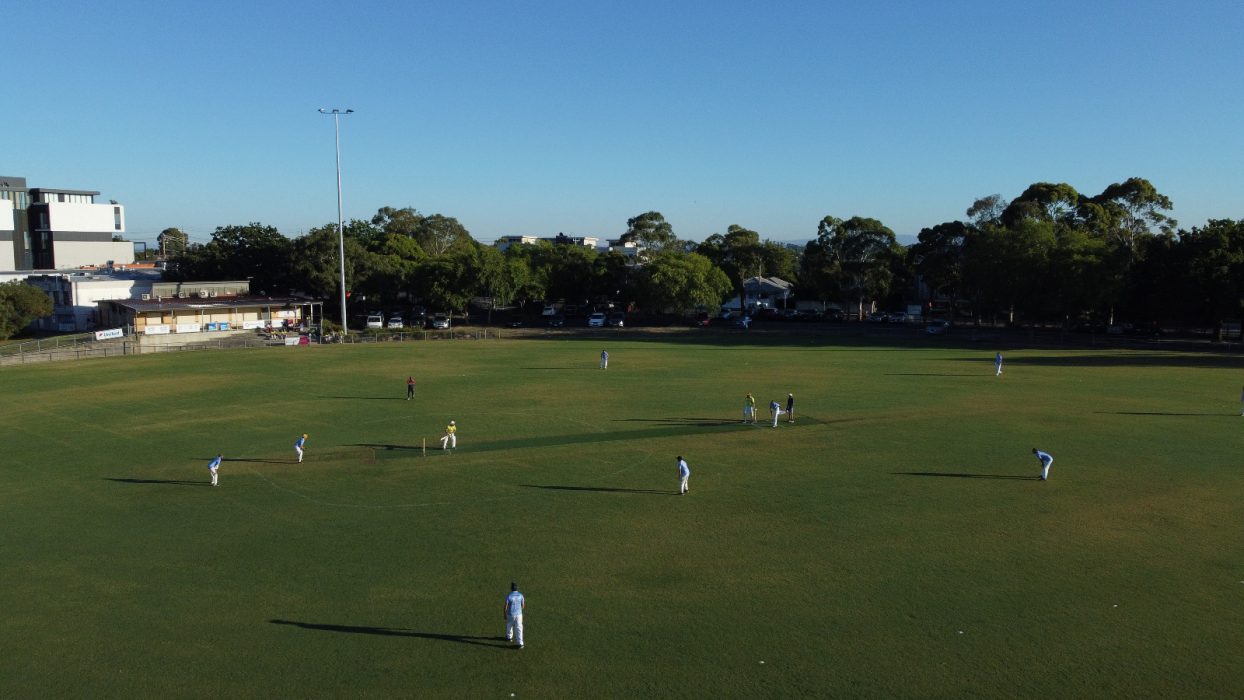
[693,312,711,327]
[547,314,566,328]
[606,312,625,327]
[822,308,845,322]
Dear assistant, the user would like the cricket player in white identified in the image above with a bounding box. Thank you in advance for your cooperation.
[294,433,307,463]
[600,349,608,369]
[770,400,785,428]
[208,454,222,486]
[995,352,1003,377]
[504,582,525,648]
[440,421,457,449]
[1032,448,1053,481]
[677,456,690,494]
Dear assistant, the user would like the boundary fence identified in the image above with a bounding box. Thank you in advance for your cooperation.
[0,327,506,368]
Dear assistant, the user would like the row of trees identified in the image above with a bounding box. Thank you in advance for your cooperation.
[162,176,1244,332]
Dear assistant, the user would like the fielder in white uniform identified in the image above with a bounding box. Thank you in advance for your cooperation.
[294,433,307,463]
[677,456,691,495]
[1032,448,1053,481]
[600,350,608,369]
[208,454,222,487]
[995,352,1003,377]
[504,582,526,648]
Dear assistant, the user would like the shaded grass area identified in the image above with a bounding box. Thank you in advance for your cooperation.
[2,339,1242,697]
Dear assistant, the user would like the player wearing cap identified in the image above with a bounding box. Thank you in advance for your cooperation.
[503,582,526,648]
[294,434,308,463]
[440,421,457,450]
[208,454,223,487]
[1032,448,1053,481]
[743,392,756,423]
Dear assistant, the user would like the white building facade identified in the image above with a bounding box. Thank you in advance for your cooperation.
[0,176,134,271]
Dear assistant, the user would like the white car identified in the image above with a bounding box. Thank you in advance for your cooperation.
[386,316,404,329]
[587,312,606,327]
[366,313,384,329]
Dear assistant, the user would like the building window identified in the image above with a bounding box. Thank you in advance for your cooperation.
[114,207,122,231]
[58,193,65,203]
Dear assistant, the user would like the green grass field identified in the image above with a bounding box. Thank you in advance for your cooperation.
[3,335,1243,698]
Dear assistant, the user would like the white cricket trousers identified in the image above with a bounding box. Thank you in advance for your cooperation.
[295,446,304,463]
[679,474,689,494]
[772,409,785,427]
[506,614,524,646]
[441,434,457,449]
[210,468,219,486]
[1042,459,1053,480]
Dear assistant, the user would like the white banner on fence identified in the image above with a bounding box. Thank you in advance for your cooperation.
[144,325,170,335]
[283,337,302,346]
[94,328,124,341]
[242,320,265,330]
[176,323,202,334]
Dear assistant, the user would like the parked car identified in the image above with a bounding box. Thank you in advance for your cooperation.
[693,311,711,327]
[386,315,404,329]
[366,313,384,329]
[866,312,888,323]
[822,308,845,322]
[408,305,427,325]
[428,314,450,330]
[733,315,752,329]
[925,320,949,335]
[887,312,911,324]
[606,312,625,328]
[547,314,566,328]
[541,305,558,316]
[587,312,606,327]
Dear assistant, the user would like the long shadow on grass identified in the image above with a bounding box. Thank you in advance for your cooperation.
[319,396,407,401]
[352,443,421,452]
[105,478,208,486]
[520,366,596,370]
[1095,411,1229,417]
[947,354,1244,369]
[222,457,292,464]
[892,472,1041,481]
[449,421,753,453]
[615,417,740,426]
[520,484,674,495]
[885,373,991,378]
[269,619,509,647]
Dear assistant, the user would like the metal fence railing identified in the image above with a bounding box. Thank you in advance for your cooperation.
[0,332,101,358]
[0,327,508,368]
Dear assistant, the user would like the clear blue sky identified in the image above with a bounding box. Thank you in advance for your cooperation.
[7,0,1243,247]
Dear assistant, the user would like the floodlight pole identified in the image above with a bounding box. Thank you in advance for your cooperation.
[319,107,353,332]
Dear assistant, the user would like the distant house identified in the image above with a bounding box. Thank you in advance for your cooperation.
[721,276,795,311]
